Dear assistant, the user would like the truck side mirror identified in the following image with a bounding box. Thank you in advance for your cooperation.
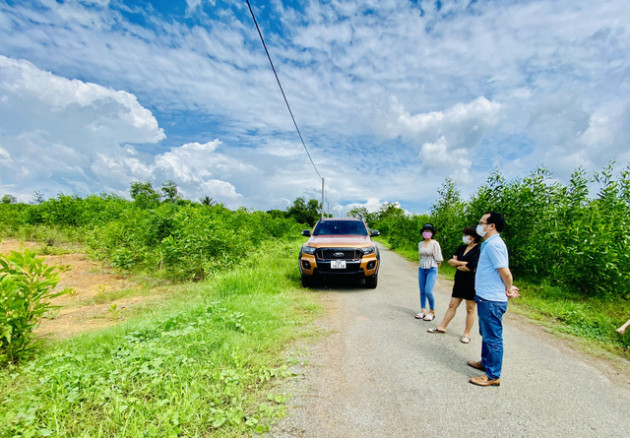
[302,230,311,237]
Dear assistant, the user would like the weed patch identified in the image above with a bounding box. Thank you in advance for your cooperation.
[504,282,630,360]
[0,241,320,437]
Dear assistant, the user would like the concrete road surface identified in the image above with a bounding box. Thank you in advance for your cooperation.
[271,244,630,438]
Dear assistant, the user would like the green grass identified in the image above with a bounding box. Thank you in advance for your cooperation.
[509,282,630,361]
[4,224,86,247]
[35,244,81,256]
[0,241,321,437]
[88,286,143,305]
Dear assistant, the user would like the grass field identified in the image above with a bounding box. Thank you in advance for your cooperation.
[0,241,321,438]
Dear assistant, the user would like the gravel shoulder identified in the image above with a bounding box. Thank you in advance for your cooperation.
[271,244,630,438]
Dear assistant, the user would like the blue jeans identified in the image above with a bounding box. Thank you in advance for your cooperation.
[418,267,438,310]
[476,296,508,380]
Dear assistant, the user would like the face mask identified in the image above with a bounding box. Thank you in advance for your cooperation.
[476,224,487,237]
[462,236,472,244]
[422,231,433,239]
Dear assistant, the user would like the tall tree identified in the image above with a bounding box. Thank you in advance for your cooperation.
[431,177,466,257]
[1,194,16,204]
[347,206,369,221]
[200,196,215,206]
[129,181,160,208]
[161,180,182,203]
[32,191,45,204]
[286,197,321,226]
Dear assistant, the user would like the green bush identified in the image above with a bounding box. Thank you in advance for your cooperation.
[465,164,630,299]
[0,249,68,365]
[0,188,307,284]
[369,164,630,300]
[0,193,304,282]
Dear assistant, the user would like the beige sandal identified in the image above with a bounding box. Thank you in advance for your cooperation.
[427,327,446,334]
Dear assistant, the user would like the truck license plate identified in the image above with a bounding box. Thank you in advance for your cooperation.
[331,260,346,269]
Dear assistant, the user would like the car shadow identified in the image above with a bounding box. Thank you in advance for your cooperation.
[307,277,372,292]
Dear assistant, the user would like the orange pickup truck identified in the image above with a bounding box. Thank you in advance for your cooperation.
[299,218,380,288]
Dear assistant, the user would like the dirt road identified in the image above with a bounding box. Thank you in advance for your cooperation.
[272,244,630,437]
[0,239,140,338]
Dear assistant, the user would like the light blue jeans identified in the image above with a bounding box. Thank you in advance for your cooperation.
[476,296,508,380]
[418,267,438,310]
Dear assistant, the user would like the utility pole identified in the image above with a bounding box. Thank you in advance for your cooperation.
[321,177,325,219]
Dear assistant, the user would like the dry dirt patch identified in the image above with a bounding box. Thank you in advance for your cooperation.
[1,238,144,339]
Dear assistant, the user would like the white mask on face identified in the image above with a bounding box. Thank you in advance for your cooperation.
[462,236,473,244]
[476,224,487,237]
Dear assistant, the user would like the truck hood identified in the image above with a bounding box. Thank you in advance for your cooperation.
[307,235,373,247]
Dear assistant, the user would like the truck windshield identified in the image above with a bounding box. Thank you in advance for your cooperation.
[313,221,368,236]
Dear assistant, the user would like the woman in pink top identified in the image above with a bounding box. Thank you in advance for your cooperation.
[415,223,443,321]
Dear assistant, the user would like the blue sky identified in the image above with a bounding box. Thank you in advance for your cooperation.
[0,0,629,214]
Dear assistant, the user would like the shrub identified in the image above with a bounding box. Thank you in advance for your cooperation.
[0,249,68,365]
[0,191,311,282]
[371,163,630,300]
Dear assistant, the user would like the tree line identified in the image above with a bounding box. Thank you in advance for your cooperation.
[0,181,324,282]
[4,164,629,299]
[357,164,630,300]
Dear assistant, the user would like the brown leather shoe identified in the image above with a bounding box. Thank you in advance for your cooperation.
[466,360,486,371]
[469,374,500,386]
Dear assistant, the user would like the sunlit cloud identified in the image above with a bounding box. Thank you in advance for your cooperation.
[0,0,628,212]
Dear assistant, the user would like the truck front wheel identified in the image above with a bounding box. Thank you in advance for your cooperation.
[364,274,378,289]
[301,275,313,288]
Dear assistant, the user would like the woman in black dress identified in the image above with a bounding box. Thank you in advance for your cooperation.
[427,226,481,343]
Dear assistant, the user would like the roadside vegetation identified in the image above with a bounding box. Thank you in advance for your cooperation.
[0,182,322,436]
[351,163,630,361]
[2,165,629,435]
[1,242,320,437]
[0,182,317,283]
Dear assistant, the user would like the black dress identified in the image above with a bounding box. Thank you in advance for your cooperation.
[452,244,480,300]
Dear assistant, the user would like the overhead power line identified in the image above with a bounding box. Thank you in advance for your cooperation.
[245,0,322,180]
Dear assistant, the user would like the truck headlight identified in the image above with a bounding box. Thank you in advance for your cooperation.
[360,246,376,255]
[302,245,317,255]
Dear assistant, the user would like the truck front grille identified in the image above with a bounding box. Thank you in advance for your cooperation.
[316,248,361,261]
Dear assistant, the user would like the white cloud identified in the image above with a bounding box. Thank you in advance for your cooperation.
[0,146,11,166]
[198,179,241,201]
[0,55,164,144]
[0,55,165,199]
[153,141,220,183]
[0,56,249,204]
[420,136,473,183]
[90,150,153,189]
[1,1,630,211]
[580,112,614,149]
[385,96,503,147]
[185,0,203,14]
[257,140,304,158]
